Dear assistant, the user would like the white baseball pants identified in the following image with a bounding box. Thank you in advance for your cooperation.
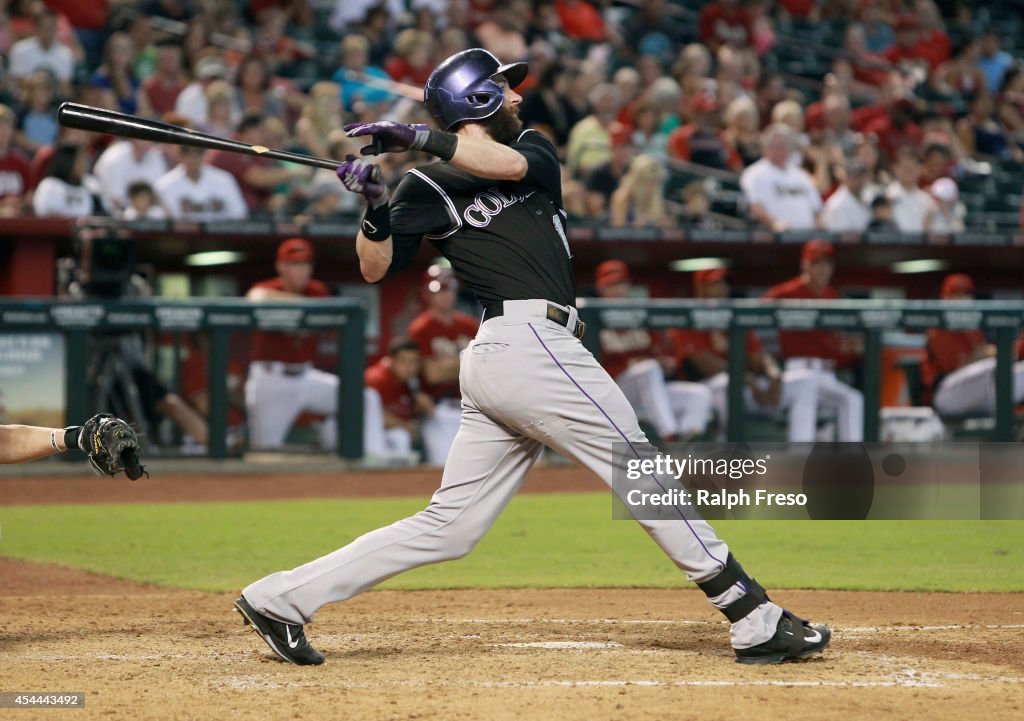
[615,358,713,439]
[933,357,1024,417]
[245,363,339,449]
[244,300,782,649]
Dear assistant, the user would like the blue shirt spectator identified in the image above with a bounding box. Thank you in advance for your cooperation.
[978,32,1015,94]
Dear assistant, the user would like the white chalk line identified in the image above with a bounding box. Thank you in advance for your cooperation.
[435,619,1024,634]
[214,669,1024,692]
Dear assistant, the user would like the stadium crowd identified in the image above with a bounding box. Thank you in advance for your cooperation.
[4,0,1024,459]
[0,0,1022,230]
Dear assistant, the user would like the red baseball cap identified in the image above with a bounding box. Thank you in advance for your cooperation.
[801,239,835,263]
[595,260,631,289]
[693,267,728,291]
[423,264,457,294]
[277,237,314,262]
[941,273,974,298]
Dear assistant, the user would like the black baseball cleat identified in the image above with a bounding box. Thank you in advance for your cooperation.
[734,610,831,665]
[234,596,325,666]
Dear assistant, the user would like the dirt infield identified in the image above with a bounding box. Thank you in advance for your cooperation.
[0,558,1021,721]
[1,467,1022,719]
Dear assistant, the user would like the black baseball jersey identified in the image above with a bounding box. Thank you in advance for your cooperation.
[387,129,576,311]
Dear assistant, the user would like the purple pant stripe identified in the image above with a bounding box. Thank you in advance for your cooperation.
[527,323,726,569]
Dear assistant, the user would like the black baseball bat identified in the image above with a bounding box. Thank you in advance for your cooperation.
[57,103,381,182]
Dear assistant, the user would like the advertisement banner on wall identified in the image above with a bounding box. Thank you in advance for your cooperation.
[0,334,66,427]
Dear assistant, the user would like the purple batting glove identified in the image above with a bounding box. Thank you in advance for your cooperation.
[336,155,388,205]
[344,121,430,156]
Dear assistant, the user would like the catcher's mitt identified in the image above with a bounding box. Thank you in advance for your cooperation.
[79,413,147,480]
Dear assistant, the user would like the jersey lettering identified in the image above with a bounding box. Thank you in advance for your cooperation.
[463,188,535,228]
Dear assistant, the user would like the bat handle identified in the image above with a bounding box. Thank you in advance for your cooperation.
[369,165,383,185]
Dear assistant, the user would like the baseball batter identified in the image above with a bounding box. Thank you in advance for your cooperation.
[234,48,829,667]
[593,260,713,441]
[407,265,479,466]
[924,274,1024,417]
[672,268,820,442]
[245,238,338,450]
[763,240,864,442]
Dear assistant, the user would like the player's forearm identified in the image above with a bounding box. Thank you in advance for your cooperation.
[356,230,393,283]
[0,425,63,464]
[447,135,527,181]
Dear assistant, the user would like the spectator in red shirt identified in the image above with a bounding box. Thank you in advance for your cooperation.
[913,0,951,70]
[667,94,741,171]
[698,0,752,53]
[142,40,188,116]
[555,0,608,43]
[0,104,32,217]
[922,274,1024,418]
[883,18,933,76]
[763,240,864,441]
[245,238,338,450]
[384,29,433,87]
[209,114,311,214]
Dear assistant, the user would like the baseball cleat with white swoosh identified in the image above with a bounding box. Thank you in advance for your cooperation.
[734,610,831,665]
[234,596,325,665]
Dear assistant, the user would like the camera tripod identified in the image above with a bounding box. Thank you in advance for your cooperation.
[87,333,154,447]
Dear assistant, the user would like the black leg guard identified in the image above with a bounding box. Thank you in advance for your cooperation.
[696,553,768,623]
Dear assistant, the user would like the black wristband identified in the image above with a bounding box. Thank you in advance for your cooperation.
[419,129,458,161]
[361,200,391,241]
[63,426,82,452]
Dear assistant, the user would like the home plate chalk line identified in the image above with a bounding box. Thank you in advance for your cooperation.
[423,619,1024,633]
[493,641,625,649]
[216,669,1024,692]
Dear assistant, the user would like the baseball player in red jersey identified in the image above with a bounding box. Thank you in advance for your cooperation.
[245,238,338,449]
[594,260,713,440]
[407,265,479,465]
[924,273,1024,417]
[763,240,864,442]
[363,337,427,458]
[671,268,819,441]
[234,47,829,667]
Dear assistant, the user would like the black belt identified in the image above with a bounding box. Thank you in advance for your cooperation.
[483,301,586,341]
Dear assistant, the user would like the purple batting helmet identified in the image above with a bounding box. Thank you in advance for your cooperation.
[423,48,528,130]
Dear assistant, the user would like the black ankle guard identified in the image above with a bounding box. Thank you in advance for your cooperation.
[697,553,768,623]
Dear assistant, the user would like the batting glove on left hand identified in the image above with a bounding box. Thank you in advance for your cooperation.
[345,121,430,156]
[336,155,388,205]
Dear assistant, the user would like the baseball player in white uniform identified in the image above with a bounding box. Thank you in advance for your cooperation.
[594,260,713,441]
[925,274,1024,416]
[672,268,820,442]
[233,48,830,667]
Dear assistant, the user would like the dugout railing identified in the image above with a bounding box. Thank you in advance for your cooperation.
[577,298,1024,442]
[0,298,367,459]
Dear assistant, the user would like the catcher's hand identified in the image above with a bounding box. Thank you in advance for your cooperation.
[344,121,429,156]
[80,413,147,481]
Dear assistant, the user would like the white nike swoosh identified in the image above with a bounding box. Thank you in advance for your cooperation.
[362,219,377,233]
[286,626,300,649]
[803,629,822,643]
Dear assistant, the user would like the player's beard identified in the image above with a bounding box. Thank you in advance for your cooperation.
[480,103,523,145]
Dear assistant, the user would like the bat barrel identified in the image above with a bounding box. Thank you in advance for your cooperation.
[56,103,342,171]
